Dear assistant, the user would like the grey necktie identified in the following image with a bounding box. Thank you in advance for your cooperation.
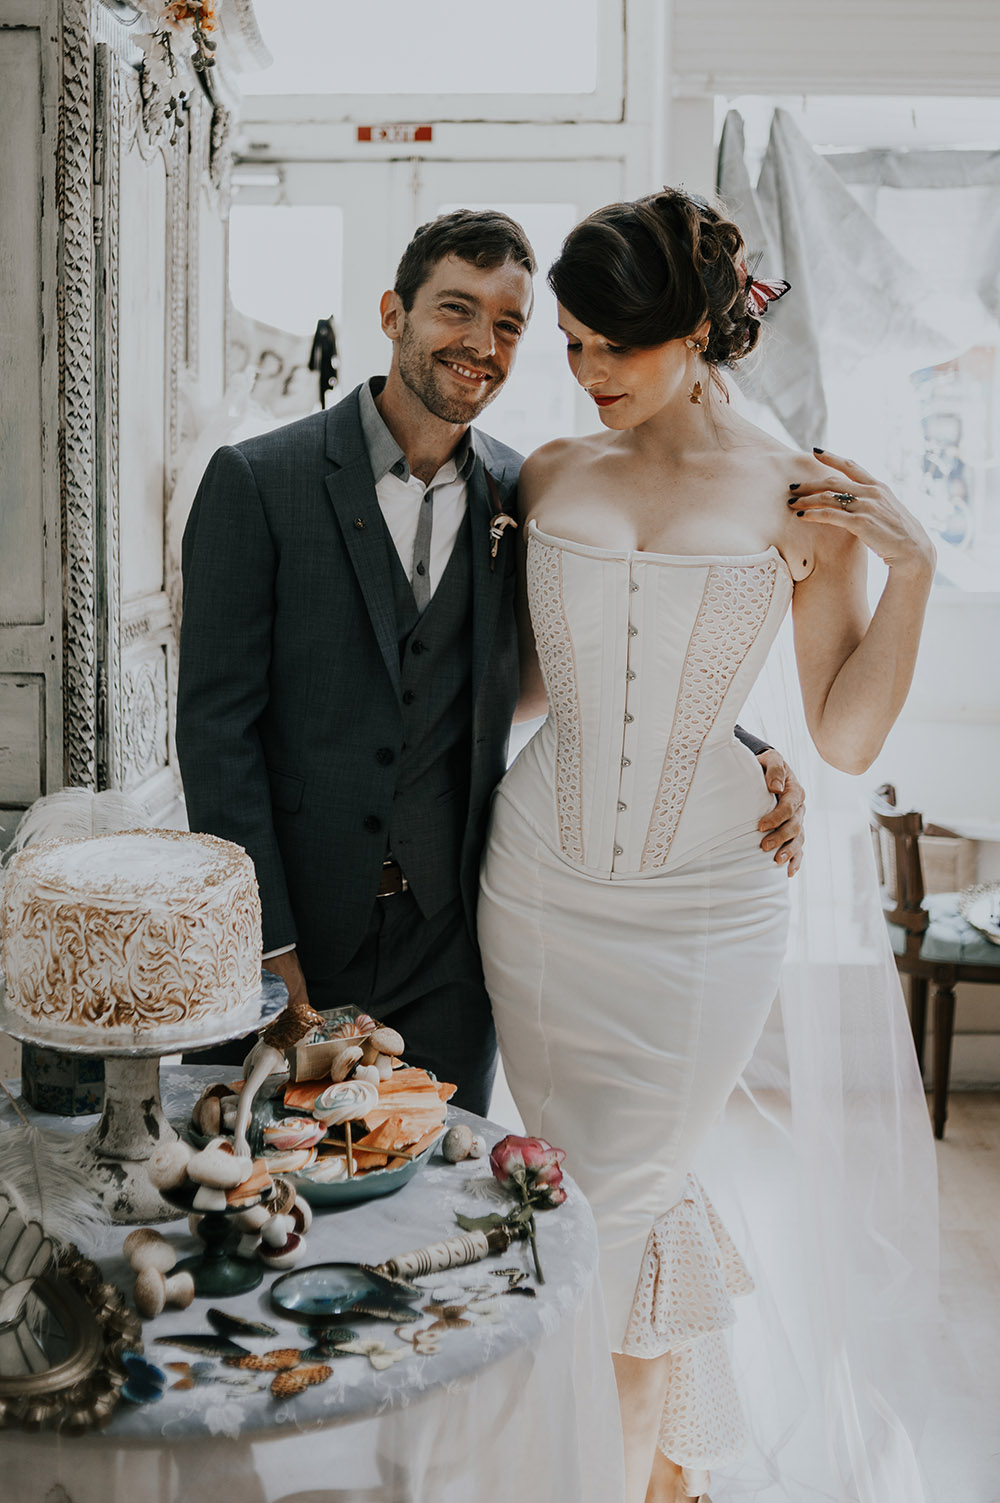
[411,489,433,610]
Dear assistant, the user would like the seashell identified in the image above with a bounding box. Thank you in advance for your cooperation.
[312,1078,379,1126]
[369,1026,404,1057]
[329,1043,364,1082]
[442,1124,474,1163]
[262,1117,327,1153]
[188,1143,255,1190]
[153,1333,250,1359]
[230,1347,302,1371]
[468,1134,487,1159]
[258,1233,305,1270]
[147,1139,195,1190]
[270,1363,332,1399]
[191,1184,228,1213]
[263,1146,318,1174]
[207,1308,277,1340]
[261,1213,292,1249]
[329,1012,377,1039]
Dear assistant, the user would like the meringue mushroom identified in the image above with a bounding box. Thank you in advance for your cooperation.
[368,1025,404,1057]
[123,1228,177,1273]
[257,1232,305,1270]
[191,1184,228,1212]
[134,1267,195,1319]
[261,1213,292,1249]
[187,1142,254,1190]
[468,1134,488,1159]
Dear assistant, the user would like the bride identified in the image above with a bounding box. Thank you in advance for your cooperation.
[478,189,935,1503]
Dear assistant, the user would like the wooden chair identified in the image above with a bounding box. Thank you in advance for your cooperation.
[869,783,1000,1138]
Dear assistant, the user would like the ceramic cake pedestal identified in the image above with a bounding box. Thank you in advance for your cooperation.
[0,972,288,1225]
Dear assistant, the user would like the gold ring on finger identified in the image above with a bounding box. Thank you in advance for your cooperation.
[834,492,857,510]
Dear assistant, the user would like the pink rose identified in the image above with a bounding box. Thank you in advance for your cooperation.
[490,1135,566,1192]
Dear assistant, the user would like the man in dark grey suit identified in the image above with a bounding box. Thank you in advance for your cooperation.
[177,210,803,1115]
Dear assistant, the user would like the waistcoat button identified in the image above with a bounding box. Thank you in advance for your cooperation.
[402,690,416,705]
[363,815,382,833]
[411,640,427,655]
[375,747,395,766]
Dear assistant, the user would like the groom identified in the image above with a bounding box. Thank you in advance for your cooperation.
[176,209,804,1114]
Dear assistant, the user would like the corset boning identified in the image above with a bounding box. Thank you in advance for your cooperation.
[500,523,795,878]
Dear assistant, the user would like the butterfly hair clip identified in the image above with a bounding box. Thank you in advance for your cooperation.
[739,252,790,317]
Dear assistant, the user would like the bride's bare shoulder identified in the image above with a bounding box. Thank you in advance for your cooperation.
[518,434,604,499]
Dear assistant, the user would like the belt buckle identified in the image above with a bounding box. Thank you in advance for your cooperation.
[378,859,408,898]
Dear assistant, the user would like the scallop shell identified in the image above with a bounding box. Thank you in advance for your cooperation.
[270,1363,332,1399]
[263,1117,328,1152]
[312,1078,379,1126]
[329,1013,377,1039]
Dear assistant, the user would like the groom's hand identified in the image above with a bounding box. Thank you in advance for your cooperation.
[756,750,805,877]
[262,947,312,1009]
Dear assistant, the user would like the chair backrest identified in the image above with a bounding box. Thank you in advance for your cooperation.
[869,783,929,941]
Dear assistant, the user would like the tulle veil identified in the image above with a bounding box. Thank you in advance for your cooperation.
[695,610,941,1501]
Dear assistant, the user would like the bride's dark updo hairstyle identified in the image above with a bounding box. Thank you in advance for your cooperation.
[548,187,758,365]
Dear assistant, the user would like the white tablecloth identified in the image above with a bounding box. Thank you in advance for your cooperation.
[2,1068,625,1503]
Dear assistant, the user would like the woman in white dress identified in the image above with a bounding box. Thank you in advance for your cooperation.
[477,189,934,1503]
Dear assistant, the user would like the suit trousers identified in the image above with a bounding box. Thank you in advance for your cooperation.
[186,893,497,1117]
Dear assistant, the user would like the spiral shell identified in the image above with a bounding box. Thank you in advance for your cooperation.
[329,1012,377,1039]
[312,1078,379,1126]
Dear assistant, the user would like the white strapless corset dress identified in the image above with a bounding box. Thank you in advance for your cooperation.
[479,522,794,1474]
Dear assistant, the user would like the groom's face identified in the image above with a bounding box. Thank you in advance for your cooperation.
[384,254,533,424]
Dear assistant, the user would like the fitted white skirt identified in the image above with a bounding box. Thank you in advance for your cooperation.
[479,790,790,1466]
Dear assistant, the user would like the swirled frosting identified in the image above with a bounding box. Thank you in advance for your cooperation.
[0,830,262,1037]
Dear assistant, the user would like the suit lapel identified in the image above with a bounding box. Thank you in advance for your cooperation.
[469,453,511,707]
[324,396,401,698]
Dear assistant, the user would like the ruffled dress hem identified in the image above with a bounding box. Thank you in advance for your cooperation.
[617,1174,754,1468]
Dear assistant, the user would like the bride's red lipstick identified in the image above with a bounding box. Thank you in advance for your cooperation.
[592,394,624,407]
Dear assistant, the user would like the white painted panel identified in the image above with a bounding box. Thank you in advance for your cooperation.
[673,0,1000,94]
[0,30,44,624]
[0,677,43,804]
[118,144,168,601]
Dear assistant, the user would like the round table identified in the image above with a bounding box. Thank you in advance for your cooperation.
[2,1066,625,1503]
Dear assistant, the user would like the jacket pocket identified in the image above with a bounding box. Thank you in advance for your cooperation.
[267,767,305,813]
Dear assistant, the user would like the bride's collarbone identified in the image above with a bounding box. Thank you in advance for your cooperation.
[530,493,796,564]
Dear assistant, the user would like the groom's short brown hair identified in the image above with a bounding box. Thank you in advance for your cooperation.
[393,209,536,311]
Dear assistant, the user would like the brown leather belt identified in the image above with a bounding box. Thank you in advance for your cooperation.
[377,858,409,898]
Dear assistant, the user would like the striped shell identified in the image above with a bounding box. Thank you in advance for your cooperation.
[329,1013,377,1039]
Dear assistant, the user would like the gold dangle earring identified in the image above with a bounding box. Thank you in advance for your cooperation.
[685,335,708,405]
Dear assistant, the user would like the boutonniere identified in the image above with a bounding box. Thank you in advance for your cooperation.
[484,468,518,572]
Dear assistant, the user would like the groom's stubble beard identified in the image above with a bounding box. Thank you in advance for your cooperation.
[396,316,508,425]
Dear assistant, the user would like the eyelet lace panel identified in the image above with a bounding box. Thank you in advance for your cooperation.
[641,561,778,871]
[527,538,584,862]
[621,1174,754,1468]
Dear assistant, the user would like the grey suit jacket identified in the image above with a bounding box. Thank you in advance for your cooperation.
[176,385,522,977]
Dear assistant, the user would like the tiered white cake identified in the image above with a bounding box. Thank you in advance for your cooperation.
[0,830,262,1038]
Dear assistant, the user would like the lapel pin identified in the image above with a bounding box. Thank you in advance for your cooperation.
[353,517,365,530]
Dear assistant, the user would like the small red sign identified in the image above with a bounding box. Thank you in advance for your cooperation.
[357,124,433,144]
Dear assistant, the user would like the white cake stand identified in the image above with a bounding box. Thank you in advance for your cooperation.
[0,971,288,1225]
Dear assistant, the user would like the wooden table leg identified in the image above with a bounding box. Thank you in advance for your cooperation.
[909,975,928,1079]
[932,982,956,1140]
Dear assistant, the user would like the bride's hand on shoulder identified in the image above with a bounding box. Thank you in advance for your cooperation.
[787,448,935,579]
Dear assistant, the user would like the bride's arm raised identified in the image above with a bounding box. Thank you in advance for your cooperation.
[790,447,935,775]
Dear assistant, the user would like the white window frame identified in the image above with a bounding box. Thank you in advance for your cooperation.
[239,0,625,126]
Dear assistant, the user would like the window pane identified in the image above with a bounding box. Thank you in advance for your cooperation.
[229,205,344,334]
[244,0,598,96]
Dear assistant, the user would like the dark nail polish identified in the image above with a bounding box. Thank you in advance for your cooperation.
[796,510,804,518]
[789,482,800,490]
[812,446,824,454]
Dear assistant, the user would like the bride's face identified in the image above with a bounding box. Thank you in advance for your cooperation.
[557,305,693,429]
